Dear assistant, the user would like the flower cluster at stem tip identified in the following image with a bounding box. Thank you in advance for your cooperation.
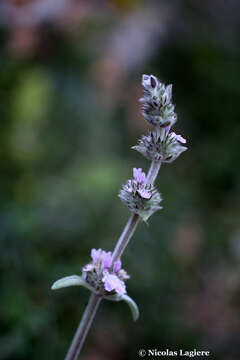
[119,74,187,220]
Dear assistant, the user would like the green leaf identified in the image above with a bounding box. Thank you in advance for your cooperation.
[51,275,91,291]
[121,294,140,321]
[104,293,140,321]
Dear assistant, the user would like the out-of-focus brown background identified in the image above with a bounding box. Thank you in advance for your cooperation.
[1,0,240,359]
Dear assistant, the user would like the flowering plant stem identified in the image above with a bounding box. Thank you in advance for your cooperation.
[112,213,140,262]
[64,160,161,360]
[65,293,102,360]
[146,160,161,186]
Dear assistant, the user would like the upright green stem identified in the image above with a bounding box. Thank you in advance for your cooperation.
[112,213,140,262]
[65,160,162,359]
[65,293,102,360]
[146,160,161,186]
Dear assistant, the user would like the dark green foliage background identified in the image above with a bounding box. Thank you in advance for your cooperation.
[1,1,240,359]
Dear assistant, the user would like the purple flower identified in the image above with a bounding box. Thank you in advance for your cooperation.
[118,269,130,280]
[133,168,146,186]
[119,167,160,216]
[83,249,130,296]
[113,259,121,273]
[91,248,112,269]
[101,251,112,269]
[137,188,151,199]
[91,248,102,264]
[170,132,186,144]
[102,273,126,295]
[132,168,152,199]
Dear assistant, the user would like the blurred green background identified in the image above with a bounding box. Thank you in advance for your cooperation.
[1,0,240,359]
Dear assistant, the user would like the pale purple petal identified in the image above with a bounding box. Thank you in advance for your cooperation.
[103,273,126,294]
[118,269,130,280]
[133,167,140,181]
[102,251,112,269]
[137,188,151,199]
[133,168,146,186]
[176,135,186,144]
[113,259,121,273]
[170,132,186,144]
[91,248,102,263]
[114,278,126,294]
[82,263,94,272]
[102,273,115,292]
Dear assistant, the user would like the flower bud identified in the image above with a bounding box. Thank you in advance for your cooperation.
[142,74,158,89]
[140,74,177,128]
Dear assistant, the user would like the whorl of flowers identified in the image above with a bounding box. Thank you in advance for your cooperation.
[82,248,130,295]
[119,168,162,221]
[133,130,187,163]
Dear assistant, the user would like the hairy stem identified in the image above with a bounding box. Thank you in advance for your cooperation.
[64,293,102,360]
[146,160,161,186]
[65,159,162,359]
[112,213,140,262]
